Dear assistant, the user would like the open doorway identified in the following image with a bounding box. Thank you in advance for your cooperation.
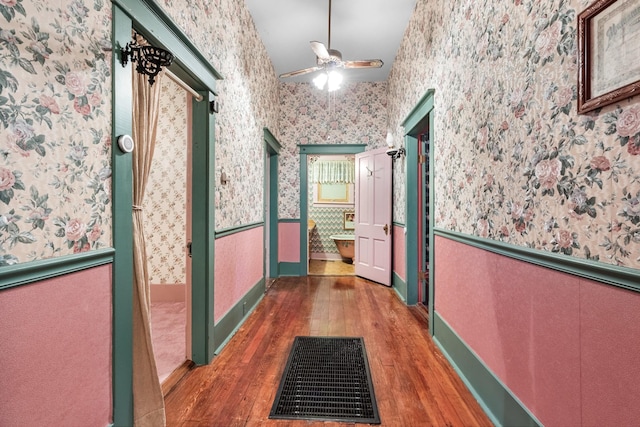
[145,71,193,384]
[307,154,356,276]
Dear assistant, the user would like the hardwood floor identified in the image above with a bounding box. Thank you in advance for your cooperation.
[164,276,493,427]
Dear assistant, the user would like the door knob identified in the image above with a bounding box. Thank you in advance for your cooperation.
[383,224,389,235]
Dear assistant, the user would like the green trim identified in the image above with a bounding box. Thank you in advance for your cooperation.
[0,249,114,291]
[298,144,367,154]
[401,89,435,131]
[215,221,263,239]
[402,90,435,319]
[278,262,302,277]
[112,0,223,90]
[392,221,406,228]
[212,278,265,354]
[436,228,640,293]
[279,218,301,223]
[190,93,216,364]
[264,128,281,279]
[392,271,406,302]
[433,312,541,427]
[112,6,135,425]
[298,144,367,276]
[264,127,282,153]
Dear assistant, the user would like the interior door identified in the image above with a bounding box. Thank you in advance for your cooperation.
[355,147,392,286]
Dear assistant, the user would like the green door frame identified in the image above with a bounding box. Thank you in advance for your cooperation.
[112,1,221,425]
[264,128,281,279]
[298,144,367,276]
[401,89,435,335]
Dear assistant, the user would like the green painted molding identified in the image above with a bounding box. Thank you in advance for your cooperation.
[279,218,301,223]
[435,228,640,293]
[392,271,407,302]
[401,89,435,132]
[112,5,135,425]
[278,262,301,277]
[264,127,282,153]
[264,128,281,279]
[433,312,541,427]
[0,248,115,291]
[215,221,264,239]
[112,0,223,90]
[298,144,367,154]
[392,221,406,228]
[212,278,265,354]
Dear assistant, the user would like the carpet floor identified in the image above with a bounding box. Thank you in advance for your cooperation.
[150,302,187,383]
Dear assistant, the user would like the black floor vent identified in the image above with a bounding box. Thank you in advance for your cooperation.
[269,336,380,424]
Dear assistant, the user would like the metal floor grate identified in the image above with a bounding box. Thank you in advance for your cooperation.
[269,336,380,424]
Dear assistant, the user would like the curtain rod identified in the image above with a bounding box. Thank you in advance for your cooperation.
[164,69,204,102]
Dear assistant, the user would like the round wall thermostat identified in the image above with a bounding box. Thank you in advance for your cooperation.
[117,135,134,153]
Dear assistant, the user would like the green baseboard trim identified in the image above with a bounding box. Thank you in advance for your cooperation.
[392,271,406,302]
[278,218,300,223]
[278,262,301,277]
[0,248,115,291]
[213,278,265,354]
[433,312,541,427]
[435,228,640,294]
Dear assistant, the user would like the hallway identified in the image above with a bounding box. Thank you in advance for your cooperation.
[164,276,492,426]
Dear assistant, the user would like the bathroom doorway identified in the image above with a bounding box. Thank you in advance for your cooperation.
[307,154,356,276]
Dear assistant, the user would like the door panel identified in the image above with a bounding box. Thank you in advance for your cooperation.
[355,147,392,286]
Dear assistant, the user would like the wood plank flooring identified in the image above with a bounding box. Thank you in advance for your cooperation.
[164,276,493,427]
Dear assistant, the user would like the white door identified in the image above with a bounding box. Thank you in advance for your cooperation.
[355,147,392,286]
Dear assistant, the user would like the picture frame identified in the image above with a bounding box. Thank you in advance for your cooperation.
[578,0,640,114]
[343,211,355,230]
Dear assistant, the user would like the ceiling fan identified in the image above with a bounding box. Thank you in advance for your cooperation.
[278,0,384,88]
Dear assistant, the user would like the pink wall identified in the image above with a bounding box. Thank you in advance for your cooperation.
[214,227,264,322]
[0,265,112,427]
[278,222,300,263]
[393,225,406,280]
[435,236,640,426]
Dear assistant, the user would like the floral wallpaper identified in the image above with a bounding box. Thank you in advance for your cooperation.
[157,0,280,231]
[0,0,112,265]
[278,82,388,219]
[387,0,640,268]
[144,76,187,285]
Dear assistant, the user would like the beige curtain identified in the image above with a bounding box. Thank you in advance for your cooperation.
[132,69,166,427]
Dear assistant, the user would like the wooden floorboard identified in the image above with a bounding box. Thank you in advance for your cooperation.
[164,276,493,427]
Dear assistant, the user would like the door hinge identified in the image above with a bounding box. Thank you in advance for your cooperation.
[187,242,192,258]
[418,154,427,164]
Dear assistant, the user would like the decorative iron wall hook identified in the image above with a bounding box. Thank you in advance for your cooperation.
[120,31,174,86]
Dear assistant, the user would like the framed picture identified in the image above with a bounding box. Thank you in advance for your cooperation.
[578,0,640,113]
[343,211,355,230]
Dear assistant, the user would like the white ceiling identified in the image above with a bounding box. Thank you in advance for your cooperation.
[245,0,417,84]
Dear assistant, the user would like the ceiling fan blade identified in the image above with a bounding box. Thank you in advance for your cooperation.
[279,66,322,79]
[310,41,331,60]
[343,59,384,69]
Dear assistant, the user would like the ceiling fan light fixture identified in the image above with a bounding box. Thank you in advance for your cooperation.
[327,70,343,92]
[313,72,328,90]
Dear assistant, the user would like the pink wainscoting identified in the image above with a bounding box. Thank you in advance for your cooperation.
[214,226,264,323]
[580,281,640,425]
[434,236,640,426]
[0,265,112,427]
[393,225,406,280]
[278,222,300,262]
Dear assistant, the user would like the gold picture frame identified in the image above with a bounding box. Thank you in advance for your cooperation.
[578,0,640,113]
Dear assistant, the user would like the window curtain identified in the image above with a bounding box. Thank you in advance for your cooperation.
[132,69,165,426]
[311,160,355,184]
